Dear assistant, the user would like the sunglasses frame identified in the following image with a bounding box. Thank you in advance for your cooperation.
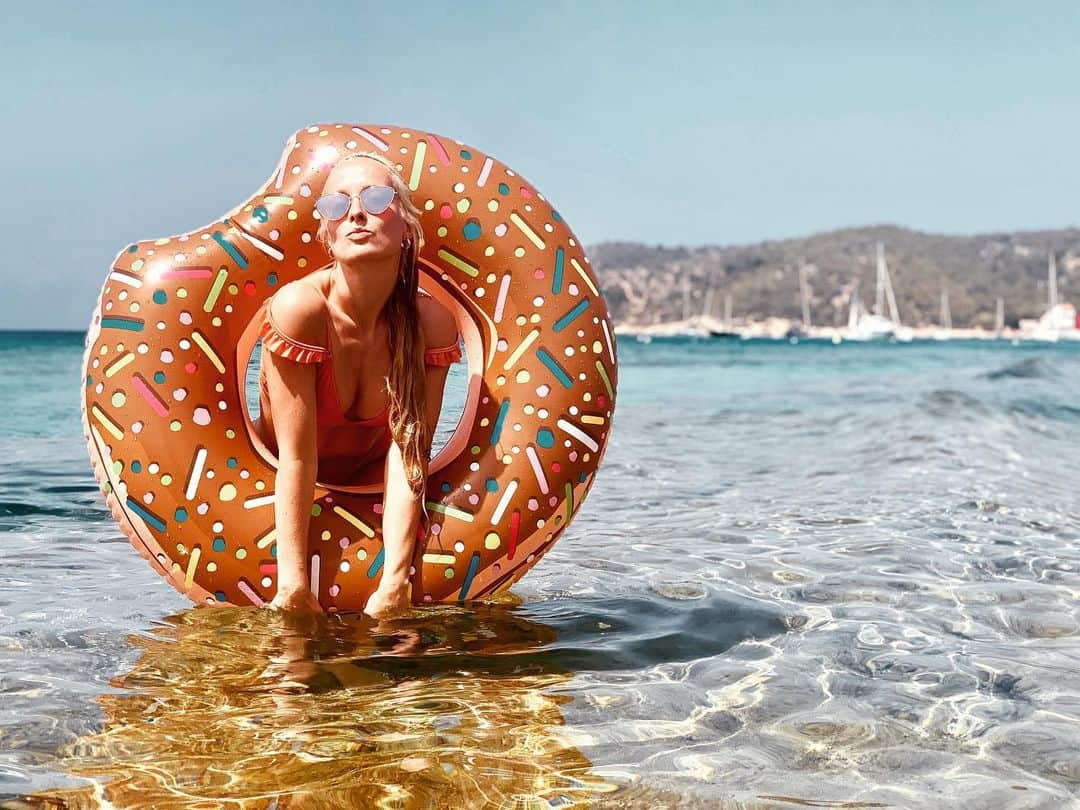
[315,185,397,220]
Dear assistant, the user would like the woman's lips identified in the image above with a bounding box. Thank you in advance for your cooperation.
[346,230,372,241]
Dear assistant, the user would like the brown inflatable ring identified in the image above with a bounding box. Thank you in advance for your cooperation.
[81,123,618,611]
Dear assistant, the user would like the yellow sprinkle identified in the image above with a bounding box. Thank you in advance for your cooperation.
[184,546,201,590]
[510,212,545,250]
[91,405,124,440]
[570,257,599,296]
[422,553,456,565]
[104,352,134,378]
[333,505,375,537]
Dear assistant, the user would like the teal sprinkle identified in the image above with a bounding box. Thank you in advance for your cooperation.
[267,273,278,286]
[462,220,482,241]
[127,245,138,253]
[215,591,227,602]
[153,371,166,384]
[553,298,592,333]
[227,457,238,468]
[152,290,167,305]
[536,348,573,388]
[212,231,249,269]
[252,206,268,223]
[131,461,142,473]
[271,544,277,557]
[460,150,472,160]
[458,551,481,602]
[490,398,510,445]
[367,547,385,578]
[100,317,144,332]
[498,182,510,195]
[552,247,565,294]
[552,210,562,222]
[212,537,226,552]
[85,375,93,387]
[485,478,499,493]
[537,429,555,449]
[174,508,188,522]
[441,482,451,493]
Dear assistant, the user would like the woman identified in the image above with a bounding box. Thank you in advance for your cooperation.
[255,153,460,617]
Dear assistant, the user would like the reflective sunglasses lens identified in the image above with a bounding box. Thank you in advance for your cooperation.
[316,193,350,220]
[360,185,395,215]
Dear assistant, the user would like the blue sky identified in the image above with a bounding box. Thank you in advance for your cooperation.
[3,1,1080,328]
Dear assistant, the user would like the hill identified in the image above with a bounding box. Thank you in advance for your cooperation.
[588,225,1080,329]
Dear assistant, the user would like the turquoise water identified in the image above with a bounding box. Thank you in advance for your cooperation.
[2,332,1080,807]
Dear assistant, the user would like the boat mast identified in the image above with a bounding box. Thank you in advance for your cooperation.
[702,284,715,319]
[1049,253,1059,310]
[878,242,902,324]
[940,290,952,330]
[724,294,733,330]
[799,263,812,328]
[848,285,862,331]
[681,277,691,322]
[995,296,1005,333]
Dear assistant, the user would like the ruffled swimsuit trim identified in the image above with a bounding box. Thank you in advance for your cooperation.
[258,311,463,427]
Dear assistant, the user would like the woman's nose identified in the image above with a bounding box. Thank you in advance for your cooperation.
[347,195,367,221]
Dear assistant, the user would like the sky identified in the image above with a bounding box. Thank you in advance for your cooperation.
[3,1,1080,328]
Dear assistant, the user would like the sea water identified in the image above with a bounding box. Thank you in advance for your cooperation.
[1,331,1079,808]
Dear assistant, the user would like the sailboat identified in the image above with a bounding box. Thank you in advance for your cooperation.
[707,292,741,338]
[785,263,813,340]
[931,289,953,340]
[1018,253,1080,341]
[844,243,913,342]
[672,277,710,338]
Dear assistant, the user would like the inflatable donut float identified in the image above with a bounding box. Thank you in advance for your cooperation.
[81,123,618,611]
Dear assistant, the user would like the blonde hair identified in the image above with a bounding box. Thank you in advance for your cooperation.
[318,152,430,495]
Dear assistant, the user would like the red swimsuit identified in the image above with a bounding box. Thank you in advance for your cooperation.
[257,304,461,483]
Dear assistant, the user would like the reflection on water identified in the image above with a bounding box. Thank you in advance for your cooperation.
[27,604,613,809]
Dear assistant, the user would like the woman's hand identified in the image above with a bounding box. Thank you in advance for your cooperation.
[363,580,411,618]
[267,585,324,614]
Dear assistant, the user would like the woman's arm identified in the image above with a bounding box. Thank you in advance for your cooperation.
[365,299,457,617]
[261,283,327,612]
[264,351,322,611]
[365,362,451,617]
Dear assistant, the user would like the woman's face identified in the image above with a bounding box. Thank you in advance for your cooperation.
[321,159,407,267]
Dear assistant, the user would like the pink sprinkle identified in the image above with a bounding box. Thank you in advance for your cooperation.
[520,187,532,198]
[184,362,197,373]
[439,204,453,219]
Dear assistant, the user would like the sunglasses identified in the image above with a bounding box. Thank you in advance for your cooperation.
[315,185,397,220]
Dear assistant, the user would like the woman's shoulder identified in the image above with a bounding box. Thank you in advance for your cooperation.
[266,275,330,349]
[417,294,458,349]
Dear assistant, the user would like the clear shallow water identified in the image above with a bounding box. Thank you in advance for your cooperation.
[2,331,1079,808]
